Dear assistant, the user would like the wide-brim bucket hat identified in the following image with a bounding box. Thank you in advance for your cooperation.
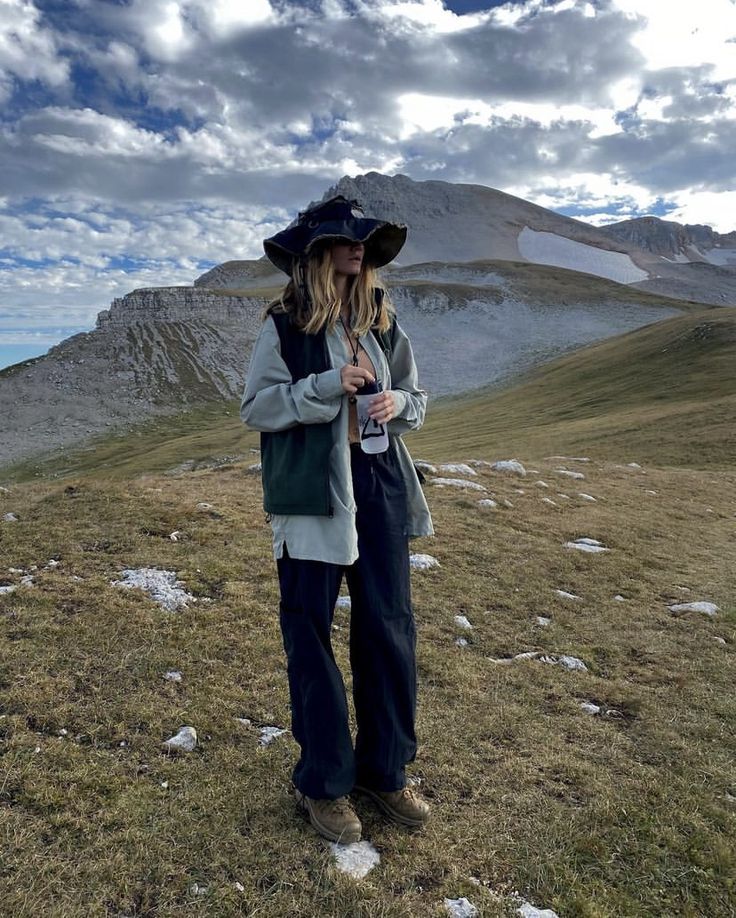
[263,194,407,275]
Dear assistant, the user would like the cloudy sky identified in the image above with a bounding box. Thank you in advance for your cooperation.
[1,0,735,369]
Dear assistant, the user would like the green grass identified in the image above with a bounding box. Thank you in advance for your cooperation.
[1,308,735,916]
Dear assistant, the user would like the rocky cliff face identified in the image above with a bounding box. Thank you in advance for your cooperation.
[601,216,736,261]
[0,289,264,470]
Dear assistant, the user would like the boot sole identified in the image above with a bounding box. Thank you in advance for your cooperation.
[353,783,429,827]
[294,789,362,844]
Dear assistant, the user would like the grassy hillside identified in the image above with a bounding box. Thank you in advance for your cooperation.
[1,308,735,916]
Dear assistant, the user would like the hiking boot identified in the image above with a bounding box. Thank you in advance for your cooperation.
[353,783,430,827]
[294,788,362,844]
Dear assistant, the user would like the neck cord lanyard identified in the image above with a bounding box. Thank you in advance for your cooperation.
[339,313,360,403]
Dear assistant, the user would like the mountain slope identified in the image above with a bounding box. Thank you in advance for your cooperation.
[409,307,736,469]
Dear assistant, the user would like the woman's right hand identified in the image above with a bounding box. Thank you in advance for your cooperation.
[340,364,375,395]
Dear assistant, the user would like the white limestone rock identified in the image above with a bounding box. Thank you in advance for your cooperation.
[578,493,597,501]
[444,897,478,918]
[535,616,551,626]
[541,498,557,507]
[478,498,498,508]
[164,670,182,682]
[668,601,719,617]
[162,725,197,753]
[3,512,19,522]
[565,538,610,553]
[110,567,197,612]
[454,615,473,630]
[580,702,601,715]
[330,840,381,878]
[415,461,437,474]
[438,463,478,476]
[554,589,581,600]
[431,477,488,491]
[410,553,440,570]
[259,726,288,746]
[517,900,561,918]
[554,469,585,480]
[490,459,526,476]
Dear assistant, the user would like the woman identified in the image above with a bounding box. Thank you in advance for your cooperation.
[240,195,434,845]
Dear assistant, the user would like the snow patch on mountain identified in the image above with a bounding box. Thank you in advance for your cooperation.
[518,228,649,284]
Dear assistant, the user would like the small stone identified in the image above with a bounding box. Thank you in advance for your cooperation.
[169,531,182,541]
[668,601,719,617]
[455,637,469,647]
[410,553,440,570]
[578,493,597,501]
[627,462,642,469]
[565,540,610,553]
[248,462,262,472]
[478,498,498,508]
[535,480,550,488]
[415,461,437,474]
[514,488,525,494]
[162,725,197,753]
[331,840,380,878]
[554,469,585,479]
[503,498,514,508]
[438,463,477,476]
[454,615,473,630]
[335,596,351,609]
[558,655,588,671]
[430,477,487,491]
[554,589,580,600]
[235,717,252,727]
[490,459,526,476]
[541,497,557,506]
[613,594,625,602]
[580,702,601,715]
[644,489,657,495]
[3,513,19,522]
[713,636,727,645]
[259,726,287,746]
[517,900,560,918]
[45,559,60,568]
[535,616,551,626]
[444,897,478,918]
[164,670,182,682]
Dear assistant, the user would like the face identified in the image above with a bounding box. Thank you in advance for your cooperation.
[330,240,365,277]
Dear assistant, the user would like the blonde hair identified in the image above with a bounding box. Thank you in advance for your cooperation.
[264,243,395,336]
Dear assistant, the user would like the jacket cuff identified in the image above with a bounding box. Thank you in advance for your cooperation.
[314,368,345,401]
[391,389,408,418]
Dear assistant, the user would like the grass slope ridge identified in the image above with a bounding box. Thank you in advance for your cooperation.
[411,307,736,470]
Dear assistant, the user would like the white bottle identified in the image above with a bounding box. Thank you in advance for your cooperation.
[355,380,389,454]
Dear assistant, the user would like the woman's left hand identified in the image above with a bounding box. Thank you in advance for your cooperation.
[367,391,397,424]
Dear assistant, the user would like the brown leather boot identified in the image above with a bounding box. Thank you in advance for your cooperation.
[353,783,430,827]
[294,788,362,844]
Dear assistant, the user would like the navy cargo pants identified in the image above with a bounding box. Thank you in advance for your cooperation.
[276,442,418,800]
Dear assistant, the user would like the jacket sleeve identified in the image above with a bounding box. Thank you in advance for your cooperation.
[386,320,428,436]
[240,316,345,432]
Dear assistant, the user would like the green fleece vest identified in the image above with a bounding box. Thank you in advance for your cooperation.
[261,300,395,516]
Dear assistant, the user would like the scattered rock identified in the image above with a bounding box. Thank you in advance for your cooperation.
[578,493,597,501]
[430,477,488,491]
[565,538,610,553]
[541,498,557,506]
[644,489,657,495]
[410,553,440,570]
[169,530,182,541]
[415,461,437,474]
[45,559,60,568]
[627,462,642,469]
[668,601,719,617]
[466,459,494,468]
[517,900,560,918]
[247,462,262,473]
[196,502,224,518]
[110,568,197,612]
[502,498,514,508]
[535,480,550,488]
[545,456,590,463]
[162,725,197,753]
[613,594,626,602]
[235,717,252,727]
[489,651,588,671]
[478,498,498,508]
[554,469,585,480]
[455,637,469,647]
[713,636,727,645]
[513,488,525,494]
[164,670,182,682]
[444,897,478,918]
[554,589,581,600]
[454,615,473,630]
[330,840,380,878]
[580,702,601,715]
[535,616,551,626]
[491,459,526,476]
[259,726,287,746]
[3,512,19,522]
[556,493,570,500]
[335,596,351,609]
[438,463,477,476]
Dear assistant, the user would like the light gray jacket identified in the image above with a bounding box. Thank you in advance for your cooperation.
[240,314,434,564]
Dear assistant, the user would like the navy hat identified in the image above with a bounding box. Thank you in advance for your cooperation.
[263,195,407,275]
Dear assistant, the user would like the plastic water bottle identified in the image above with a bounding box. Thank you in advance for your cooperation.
[355,379,389,454]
